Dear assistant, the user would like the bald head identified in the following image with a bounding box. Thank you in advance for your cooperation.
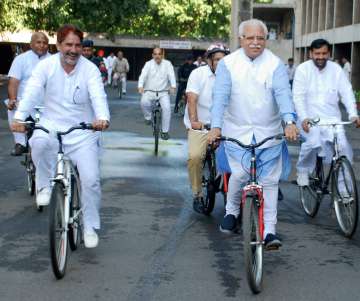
[152,47,164,64]
[30,32,49,57]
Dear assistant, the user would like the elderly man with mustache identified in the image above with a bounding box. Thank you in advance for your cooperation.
[208,19,298,249]
[11,24,110,248]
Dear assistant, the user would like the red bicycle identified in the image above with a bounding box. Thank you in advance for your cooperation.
[219,133,284,294]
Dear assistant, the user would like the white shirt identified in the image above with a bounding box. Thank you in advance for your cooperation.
[286,65,296,81]
[8,50,51,100]
[138,59,176,91]
[293,60,358,123]
[15,53,110,136]
[184,65,214,129]
[106,55,116,70]
[343,61,351,81]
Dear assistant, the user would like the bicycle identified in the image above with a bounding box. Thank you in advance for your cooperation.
[199,125,228,215]
[144,89,168,156]
[24,121,94,279]
[177,92,186,116]
[299,119,358,238]
[21,107,43,211]
[219,133,284,294]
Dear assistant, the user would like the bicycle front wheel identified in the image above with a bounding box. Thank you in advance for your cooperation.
[25,154,36,196]
[49,183,68,279]
[68,173,82,251]
[299,158,323,217]
[243,196,263,294]
[201,156,216,215]
[153,110,161,156]
[332,157,358,238]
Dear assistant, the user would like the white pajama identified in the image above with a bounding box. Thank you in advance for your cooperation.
[297,126,353,174]
[140,91,171,133]
[113,72,127,93]
[7,109,26,146]
[30,130,102,230]
[107,67,112,84]
[225,148,282,237]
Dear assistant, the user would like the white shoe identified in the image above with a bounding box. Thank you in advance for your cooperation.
[36,187,51,206]
[297,173,309,186]
[84,230,99,248]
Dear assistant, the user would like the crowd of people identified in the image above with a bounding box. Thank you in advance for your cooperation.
[3,18,360,252]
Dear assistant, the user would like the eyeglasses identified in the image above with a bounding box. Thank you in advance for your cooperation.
[241,36,266,42]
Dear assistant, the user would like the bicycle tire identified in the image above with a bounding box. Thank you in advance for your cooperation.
[68,172,82,251]
[332,156,359,238]
[154,110,160,156]
[201,155,216,215]
[25,154,36,196]
[49,182,68,279]
[243,196,263,294]
[299,157,323,217]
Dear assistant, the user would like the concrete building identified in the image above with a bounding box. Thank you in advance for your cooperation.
[295,0,360,89]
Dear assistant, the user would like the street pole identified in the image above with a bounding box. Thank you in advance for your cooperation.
[230,0,253,51]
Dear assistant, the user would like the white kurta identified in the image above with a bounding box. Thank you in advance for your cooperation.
[138,59,176,133]
[293,60,358,173]
[7,50,51,145]
[15,53,110,231]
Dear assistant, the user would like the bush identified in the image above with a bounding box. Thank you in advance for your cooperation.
[355,91,360,102]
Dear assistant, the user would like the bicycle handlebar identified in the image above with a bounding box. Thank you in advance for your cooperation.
[20,121,94,135]
[219,134,284,149]
[308,118,354,127]
[144,89,169,93]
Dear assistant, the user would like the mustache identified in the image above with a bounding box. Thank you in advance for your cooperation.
[249,44,262,49]
[65,52,79,58]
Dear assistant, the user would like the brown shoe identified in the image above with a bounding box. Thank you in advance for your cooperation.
[11,143,27,156]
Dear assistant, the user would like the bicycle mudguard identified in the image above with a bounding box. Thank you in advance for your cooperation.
[242,185,265,240]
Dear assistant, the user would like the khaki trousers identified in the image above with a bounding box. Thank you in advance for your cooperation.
[187,129,208,196]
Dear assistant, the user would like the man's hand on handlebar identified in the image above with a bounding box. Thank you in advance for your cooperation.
[301,118,311,133]
[284,123,299,141]
[11,120,26,133]
[138,87,144,94]
[92,120,109,131]
[170,87,176,95]
[350,116,360,128]
[7,99,17,111]
[207,127,221,145]
[191,121,203,130]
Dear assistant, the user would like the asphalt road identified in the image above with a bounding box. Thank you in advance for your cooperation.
[0,81,360,301]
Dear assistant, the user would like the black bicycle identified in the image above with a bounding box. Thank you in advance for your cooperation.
[24,121,95,279]
[299,119,358,238]
[200,125,227,215]
[144,89,168,156]
[21,107,43,210]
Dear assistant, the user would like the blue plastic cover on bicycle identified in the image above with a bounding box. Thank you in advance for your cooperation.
[216,137,291,181]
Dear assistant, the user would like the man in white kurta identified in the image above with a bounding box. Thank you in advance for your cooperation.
[293,39,360,186]
[12,24,110,248]
[138,48,176,140]
[106,52,116,85]
[208,19,298,249]
[6,32,51,156]
[185,43,229,213]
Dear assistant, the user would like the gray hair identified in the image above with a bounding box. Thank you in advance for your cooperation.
[238,19,268,37]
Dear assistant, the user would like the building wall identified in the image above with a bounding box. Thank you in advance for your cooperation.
[295,0,360,89]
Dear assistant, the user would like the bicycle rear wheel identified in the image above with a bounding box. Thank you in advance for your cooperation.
[68,172,82,251]
[201,155,216,215]
[153,110,160,156]
[299,157,323,217]
[243,196,263,294]
[49,183,68,279]
[332,156,358,238]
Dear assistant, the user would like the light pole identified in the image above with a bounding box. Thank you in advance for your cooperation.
[230,0,253,51]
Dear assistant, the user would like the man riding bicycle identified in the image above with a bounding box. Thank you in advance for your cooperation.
[293,39,360,187]
[138,47,176,140]
[11,24,110,249]
[208,19,298,249]
[184,43,230,213]
[112,51,129,95]
[6,32,51,156]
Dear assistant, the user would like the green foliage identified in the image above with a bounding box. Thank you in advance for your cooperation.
[355,91,360,103]
[0,0,231,38]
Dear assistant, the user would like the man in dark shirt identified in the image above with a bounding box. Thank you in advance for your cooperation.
[82,39,102,67]
[174,55,196,113]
